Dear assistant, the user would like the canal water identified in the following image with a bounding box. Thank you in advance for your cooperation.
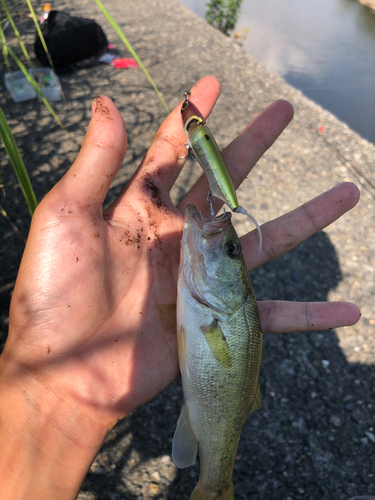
[178,0,375,144]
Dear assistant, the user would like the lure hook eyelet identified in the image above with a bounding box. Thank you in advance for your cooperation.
[182,91,191,111]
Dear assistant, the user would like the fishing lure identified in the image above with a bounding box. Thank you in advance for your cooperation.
[180,91,263,252]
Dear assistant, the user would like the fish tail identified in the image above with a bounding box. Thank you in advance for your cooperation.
[189,481,234,500]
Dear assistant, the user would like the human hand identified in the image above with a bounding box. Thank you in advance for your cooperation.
[0,76,360,499]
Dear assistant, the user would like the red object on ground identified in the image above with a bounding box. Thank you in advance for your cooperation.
[318,126,325,132]
[112,58,139,69]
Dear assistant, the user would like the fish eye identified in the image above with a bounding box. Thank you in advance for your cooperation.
[226,240,241,258]
[181,101,189,110]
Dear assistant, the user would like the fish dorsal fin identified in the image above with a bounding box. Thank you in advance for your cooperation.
[172,404,198,469]
[200,319,232,368]
[249,383,262,415]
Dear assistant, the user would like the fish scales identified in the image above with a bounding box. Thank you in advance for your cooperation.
[173,205,263,500]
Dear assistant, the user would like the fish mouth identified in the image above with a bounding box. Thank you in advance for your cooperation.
[181,205,234,313]
[185,204,231,237]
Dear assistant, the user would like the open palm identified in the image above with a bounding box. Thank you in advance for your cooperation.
[5,76,360,433]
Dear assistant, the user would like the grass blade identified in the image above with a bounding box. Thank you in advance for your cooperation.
[1,0,33,67]
[92,0,170,114]
[25,0,55,71]
[24,0,66,100]
[0,106,38,215]
[0,202,26,241]
[0,21,12,76]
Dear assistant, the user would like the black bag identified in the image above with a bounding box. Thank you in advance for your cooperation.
[34,11,108,70]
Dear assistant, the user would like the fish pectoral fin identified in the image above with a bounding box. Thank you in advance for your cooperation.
[200,319,232,368]
[177,326,190,379]
[172,404,198,469]
[249,383,262,415]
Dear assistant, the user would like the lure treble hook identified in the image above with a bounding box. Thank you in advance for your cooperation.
[200,191,226,222]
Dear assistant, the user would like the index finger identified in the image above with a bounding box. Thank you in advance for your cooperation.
[111,76,222,214]
[42,96,128,215]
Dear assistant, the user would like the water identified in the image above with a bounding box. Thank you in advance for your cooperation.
[178,0,375,144]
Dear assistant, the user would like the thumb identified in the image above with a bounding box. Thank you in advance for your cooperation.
[49,96,127,210]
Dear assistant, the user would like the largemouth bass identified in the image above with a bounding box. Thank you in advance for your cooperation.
[173,205,263,500]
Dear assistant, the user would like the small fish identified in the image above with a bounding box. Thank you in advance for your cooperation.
[173,205,263,500]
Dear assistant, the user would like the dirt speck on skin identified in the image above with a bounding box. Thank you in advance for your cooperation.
[144,155,155,166]
[121,229,142,247]
[156,167,165,180]
[142,172,164,208]
[153,130,179,149]
[93,96,113,120]
[145,206,161,244]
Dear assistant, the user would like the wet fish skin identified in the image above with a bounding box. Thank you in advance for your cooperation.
[173,205,263,500]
